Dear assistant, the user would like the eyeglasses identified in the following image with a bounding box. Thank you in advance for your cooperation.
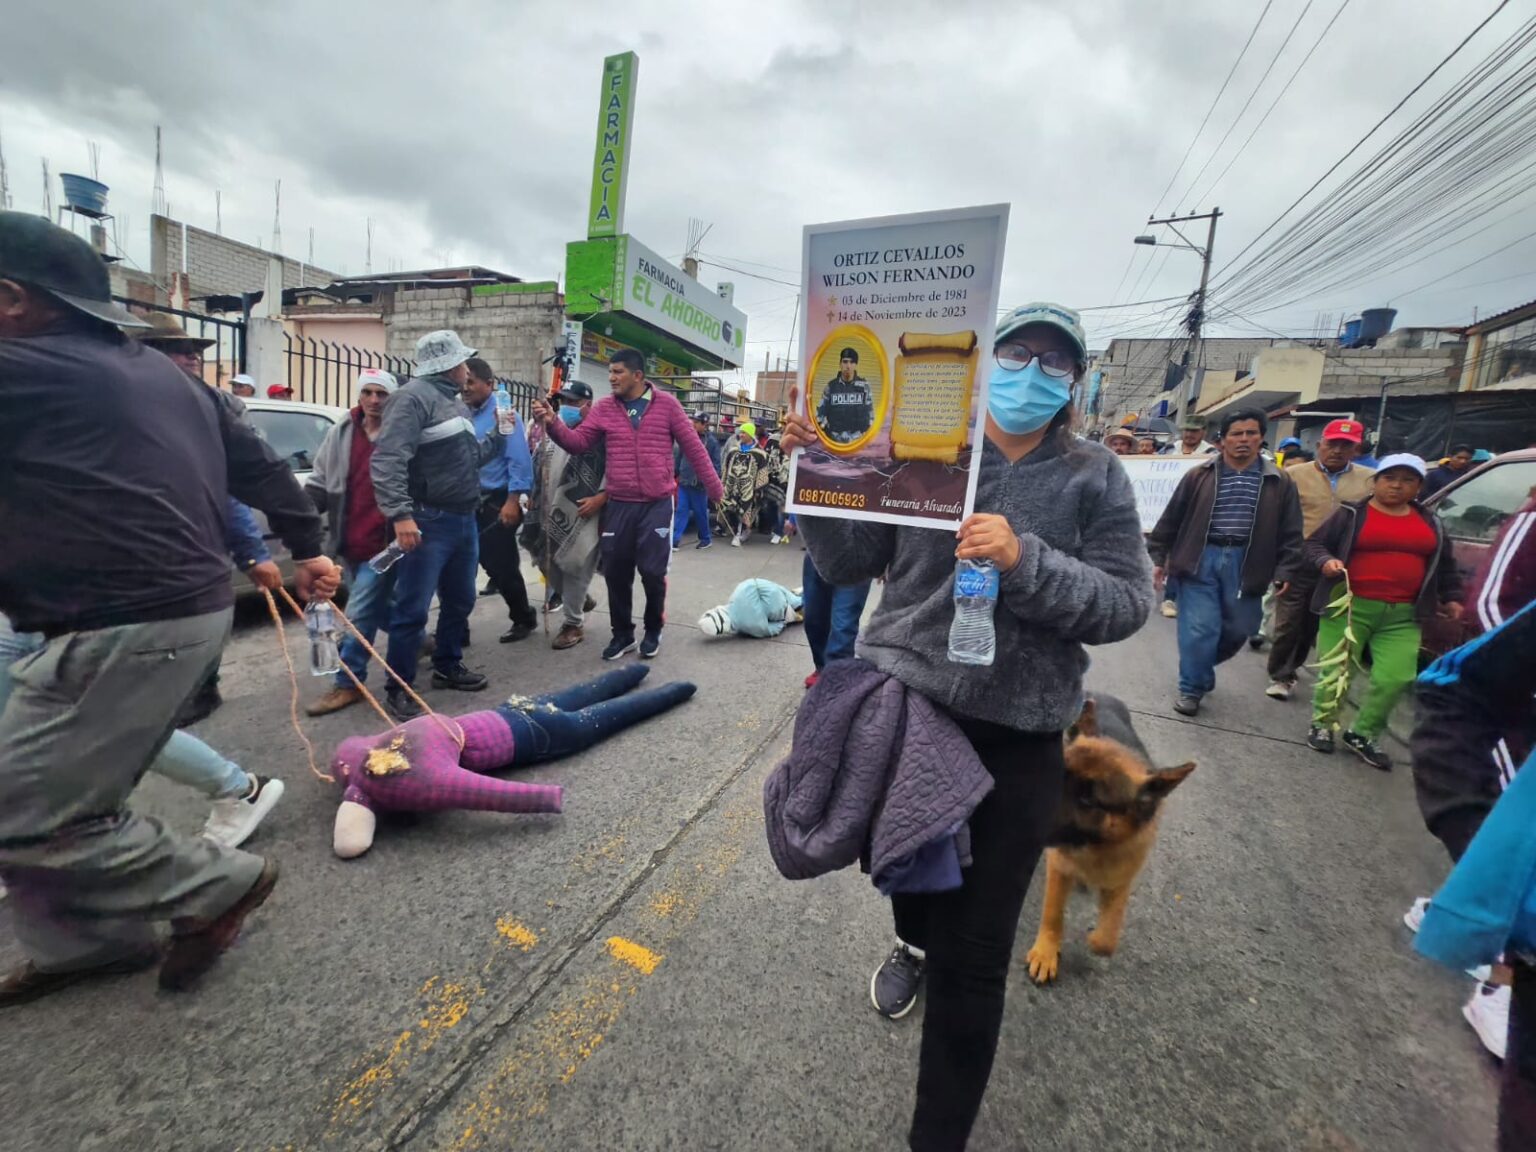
[994,342,1076,378]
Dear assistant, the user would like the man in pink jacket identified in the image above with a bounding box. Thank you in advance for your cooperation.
[533,349,725,660]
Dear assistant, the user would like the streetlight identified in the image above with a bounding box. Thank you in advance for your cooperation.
[1129,208,1222,421]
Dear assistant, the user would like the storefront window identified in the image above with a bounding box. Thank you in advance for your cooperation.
[1477,319,1536,389]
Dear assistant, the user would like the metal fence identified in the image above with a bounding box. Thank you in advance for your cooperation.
[285,333,413,408]
[658,375,780,430]
[114,297,246,386]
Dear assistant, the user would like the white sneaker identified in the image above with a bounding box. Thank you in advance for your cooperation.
[1403,896,1430,932]
[202,775,285,848]
[1265,680,1293,700]
[730,536,742,548]
[1160,599,1178,618]
[1463,982,1510,1060]
[771,534,784,544]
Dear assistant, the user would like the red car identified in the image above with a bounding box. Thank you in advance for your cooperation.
[1422,446,1536,655]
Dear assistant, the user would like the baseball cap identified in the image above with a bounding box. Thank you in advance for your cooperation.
[414,329,477,376]
[995,301,1088,362]
[357,368,398,394]
[230,373,256,389]
[557,380,594,403]
[1321,418,1364,444]
[1179,415,1207,431]
[1279,437,1302,450]
[690,408,710,423]
[0,209,148,328]
[1376,452,1427,477]
[267,383,294,398]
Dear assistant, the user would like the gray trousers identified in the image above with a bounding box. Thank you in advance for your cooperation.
[0,609,263,973]
[549,550,600,628]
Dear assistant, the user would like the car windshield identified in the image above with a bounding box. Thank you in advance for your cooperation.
[246,409,335,474]
[1434,459,1536,543]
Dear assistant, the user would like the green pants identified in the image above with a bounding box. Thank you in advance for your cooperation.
[1311,597,1421,739]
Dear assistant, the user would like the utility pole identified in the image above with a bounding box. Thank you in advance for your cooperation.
[1134,207,1221,422]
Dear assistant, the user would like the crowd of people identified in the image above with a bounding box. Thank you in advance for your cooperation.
[3,210,1535,1150]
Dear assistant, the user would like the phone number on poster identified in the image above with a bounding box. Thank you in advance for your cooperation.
[796,489,867,509]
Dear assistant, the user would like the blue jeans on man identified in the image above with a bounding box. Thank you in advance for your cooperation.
[802,553,871,669]
[1176,544,1263,699]
[673,484,712,547]
[385,506,479,686]
[337,560,399,688]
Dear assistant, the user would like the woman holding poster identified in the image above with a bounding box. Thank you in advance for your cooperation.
[782,301,1153,1150]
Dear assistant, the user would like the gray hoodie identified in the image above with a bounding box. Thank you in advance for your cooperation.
[799,431,1153,733]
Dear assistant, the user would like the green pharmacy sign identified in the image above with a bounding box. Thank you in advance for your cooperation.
[587,52,638,240]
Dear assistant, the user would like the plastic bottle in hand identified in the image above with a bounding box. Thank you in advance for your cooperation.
[494,383,517,435]
[948,558,999,666]
[305,598,342,677]
[368,541,406,574]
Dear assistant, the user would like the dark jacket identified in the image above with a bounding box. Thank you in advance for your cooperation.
[1146,456,1304,595]
[816,374,874,443]
[0,327,322,636]
[370,373,500,521]
[1302,498,1460,620]
[1421,464,1465,499]
[763,658,994,892]
[675,429,722,488]
[1411,600,1536,862]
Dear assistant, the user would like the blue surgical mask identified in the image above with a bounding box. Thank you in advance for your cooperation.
[559,406,582,427]
[987,360,1071,434]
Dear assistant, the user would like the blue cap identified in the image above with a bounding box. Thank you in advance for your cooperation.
[1279,437,1302,450]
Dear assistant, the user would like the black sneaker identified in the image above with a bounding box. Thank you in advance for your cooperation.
[602,636,638,661]
[1342,730,1392,770]
[499,621,535,643]
[1307,724,1335,753]
[870,944,924,1019]
[639,632,661,659]
[479,579,498,597]
[545,592,563,612]
[696,540,713,551]
[386,689,424,721]
[583,595,598,612]
[431,664,488,692]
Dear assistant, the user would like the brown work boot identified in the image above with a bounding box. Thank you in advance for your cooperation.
[159,859,279,991]
[1,950,159,1009]
[552,624,584,650]
[305,686,363,717]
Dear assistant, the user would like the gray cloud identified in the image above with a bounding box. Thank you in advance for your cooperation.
[2,0,1531,373]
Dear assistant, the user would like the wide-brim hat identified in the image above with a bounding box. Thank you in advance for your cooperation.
[134,311,215,350]
[415,329,477,376]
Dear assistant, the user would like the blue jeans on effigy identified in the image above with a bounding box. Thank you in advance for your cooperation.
[0,618,249,799]
[802,553,872,670]
[672,485,712,547]
[385,506,479,686]
[337,560,399,689]
[496,665,696,765]
[1175,544,1263,700]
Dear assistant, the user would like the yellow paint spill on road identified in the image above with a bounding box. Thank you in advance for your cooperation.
[605,936,663,974]
[496,917,539,952]
[648,890,683,917]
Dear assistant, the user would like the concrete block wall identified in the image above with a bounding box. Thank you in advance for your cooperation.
[385,287,564,387]
[1319,345,1464,399]
[151,214,339,300]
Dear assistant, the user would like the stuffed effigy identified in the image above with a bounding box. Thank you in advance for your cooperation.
[699,579,803,639]
[329,665,694,857]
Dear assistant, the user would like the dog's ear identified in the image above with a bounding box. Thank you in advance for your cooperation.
[1068,697,1099,742]
[1143,761,1196,799]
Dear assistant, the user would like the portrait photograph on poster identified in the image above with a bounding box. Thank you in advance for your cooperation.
[786,204,1009,532]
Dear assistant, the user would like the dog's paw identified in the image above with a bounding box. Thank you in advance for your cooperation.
[1025,941,1060,984]
[1086,929,1119,957]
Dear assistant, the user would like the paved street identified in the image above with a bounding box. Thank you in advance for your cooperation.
[0,540,1501,1152]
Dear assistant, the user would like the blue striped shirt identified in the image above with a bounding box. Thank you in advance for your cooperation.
[1207,460,1263,542]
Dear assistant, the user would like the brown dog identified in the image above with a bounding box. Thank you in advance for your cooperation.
[1025,694,1194,984]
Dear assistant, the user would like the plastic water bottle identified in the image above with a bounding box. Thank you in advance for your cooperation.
[368,540,406,574]
[305,599,342,677]
[948,558,999,666]
[494,382,517,435]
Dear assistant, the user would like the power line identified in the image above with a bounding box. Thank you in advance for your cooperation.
[1150,0,1277,215]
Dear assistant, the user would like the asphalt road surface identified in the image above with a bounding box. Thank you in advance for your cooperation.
[1,537,1500,1151]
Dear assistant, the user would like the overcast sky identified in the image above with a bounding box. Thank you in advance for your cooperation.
[2,0,1531,387]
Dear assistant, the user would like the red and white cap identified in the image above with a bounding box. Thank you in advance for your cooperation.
[1321,418,1364,444]
[357,368,399,394]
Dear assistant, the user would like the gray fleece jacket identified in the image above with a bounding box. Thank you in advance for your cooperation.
[799,431,1154,733]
